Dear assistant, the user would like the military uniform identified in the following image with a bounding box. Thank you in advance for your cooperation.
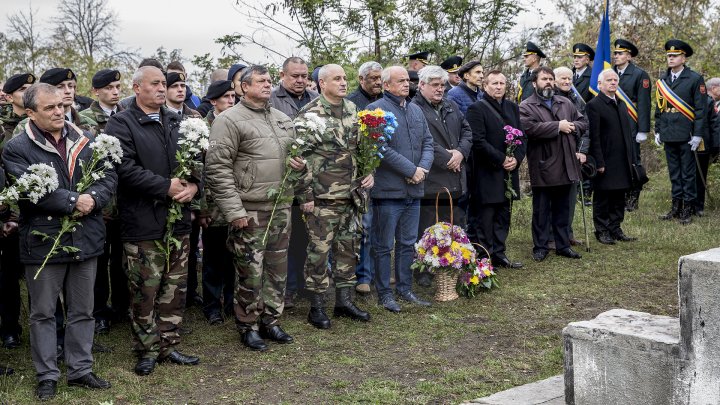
[572,43,594,102]
[517,42,546,103]
[296,95,370,327]
[613,39,652,211]
[655,40,706,223]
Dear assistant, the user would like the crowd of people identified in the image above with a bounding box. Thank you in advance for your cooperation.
[0,36,717,400]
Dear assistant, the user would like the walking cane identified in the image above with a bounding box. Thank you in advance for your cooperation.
[577,179,591,252]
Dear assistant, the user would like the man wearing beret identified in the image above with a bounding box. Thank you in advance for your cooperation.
[228,63,248,105]
[165,72,201,119]
[655,39,706,224]
[572,43,595,102]
[13,68,97,138]
[0,73,35,356]
[204,80,236,125]
[441,56,463,95]
[447,60,484,116]
[78,69,128,337]
[517,41,546,103]
[613,39,652,213]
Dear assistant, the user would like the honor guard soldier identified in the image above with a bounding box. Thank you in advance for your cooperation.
[406,51,431,72]
[441,56,463,94]
[572,43,594,102]
[655,39,706,224]
[613,39,651,212]
[517,41,546,103]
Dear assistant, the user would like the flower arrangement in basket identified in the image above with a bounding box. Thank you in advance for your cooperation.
[457,256,499,298]
[411,188,494,301]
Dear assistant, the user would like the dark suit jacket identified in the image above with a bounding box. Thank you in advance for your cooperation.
[586,92,634,191]
[614,62,651,133]
[410,94,473,197]
[654,66,706,142]
[706,96,720,153]
[519,94,588,187]
[573,67,593,102]
[466,97,526,203]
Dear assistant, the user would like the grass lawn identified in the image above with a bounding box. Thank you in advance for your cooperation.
[0,161,718,404]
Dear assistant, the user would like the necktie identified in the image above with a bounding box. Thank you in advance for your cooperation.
[671,74,677,83]
[619,71,623,78]
[110,110,115,116]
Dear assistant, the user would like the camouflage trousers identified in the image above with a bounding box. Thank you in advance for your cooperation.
[124,235,190,359]
[304,200,360,293]
[228,209,290,332]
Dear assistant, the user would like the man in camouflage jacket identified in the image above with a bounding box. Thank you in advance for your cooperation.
[296,64,374,329]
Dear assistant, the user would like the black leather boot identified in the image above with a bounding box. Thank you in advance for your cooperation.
[307,293,331,329]
[333,287,370,322]
[678,200,693,225]
[659,199,680,220]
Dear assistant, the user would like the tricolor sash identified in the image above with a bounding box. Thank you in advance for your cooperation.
[615,86,638,122]
[656,79,695,122]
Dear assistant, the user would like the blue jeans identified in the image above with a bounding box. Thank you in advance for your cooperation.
[355,210,374,284]
[371,198,420,297]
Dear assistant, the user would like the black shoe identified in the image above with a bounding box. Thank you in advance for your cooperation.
[94,319,110,335]
[260,325,294,344]
[2,334,20,349]
[36,380,57,401]
[398,291,431,306]
[0,365,14,376]
[284,292,296,309]
[68,372,111,389]
[596,231,616,245]
[556,248,582,259]
[492,255,523,269]
[333,287,371,321]
[660,199,681,220]
[185,294,203,308]
[178,326,192,335]
[160,351,200,365]
[308,293,331,329]
[206,311,224,325]
[134,357,156,376]
[532,249,549,262]
[241,330,268,351]
[613,231,637,242]
[92,342,113,353]
[379,294,401,313]
[416,272,432,287]
[678,201,693,225]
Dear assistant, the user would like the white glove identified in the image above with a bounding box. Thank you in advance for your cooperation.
[689,136,702,151]
[654,133,663,146]
[636,132,648,143]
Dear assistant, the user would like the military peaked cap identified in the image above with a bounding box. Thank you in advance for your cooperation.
[613,39,639,57]
[572,43,595,60]
[440,56,463,73]
[665,39,693,57]
[523,41,546,58]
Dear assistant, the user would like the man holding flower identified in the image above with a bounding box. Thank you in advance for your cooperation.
[296,64,374,329]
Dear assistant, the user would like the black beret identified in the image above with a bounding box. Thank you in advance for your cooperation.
[665,39,693,57]
[613,39,639,57]
[406,51,431,63]
[2,73,36,94]
[523,41,546,59]
[40,68,76,86]
[166,72,187,88]
[457,60,483,79]
[206,80,234,100]
[440,56,463,73]
[92,69,121,88]
[572,43,595,60]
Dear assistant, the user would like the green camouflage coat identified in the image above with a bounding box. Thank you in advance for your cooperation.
[0,104,24,148]
[78,101,123,133]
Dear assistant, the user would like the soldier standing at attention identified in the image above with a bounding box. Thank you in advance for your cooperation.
[572,43,594,102]
[80,69,128,336]
[517,42,546,103]
[655,39,706,225]
[205,65,305,352]
[105,66,202,376]
[296,64,374,329]
[613,39,651,212]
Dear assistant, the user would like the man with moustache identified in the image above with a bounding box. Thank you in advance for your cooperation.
[655,39,706,224]
[105,66,202,375]
[586,69,637,243]
[572,43,594,102]
[296,64,374,328]
[411,65,473,285]
[517,42,546,103]
[520,66,588,261]
[447,60,484,116]
[613,39,651,212]
[466,70,526,268]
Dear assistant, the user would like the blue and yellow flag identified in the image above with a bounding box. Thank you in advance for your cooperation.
[589,0,611,95]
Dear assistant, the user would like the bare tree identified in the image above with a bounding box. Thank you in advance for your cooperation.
[6,4,47,73]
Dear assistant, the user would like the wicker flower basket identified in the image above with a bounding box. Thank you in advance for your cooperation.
[434,272,459,302]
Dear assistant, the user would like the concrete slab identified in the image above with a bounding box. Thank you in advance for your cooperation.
[464,375,564,405]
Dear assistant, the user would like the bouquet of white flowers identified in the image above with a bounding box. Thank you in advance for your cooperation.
[157,118,209,269]
[0,163,59,208]
[33,133,123,279]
